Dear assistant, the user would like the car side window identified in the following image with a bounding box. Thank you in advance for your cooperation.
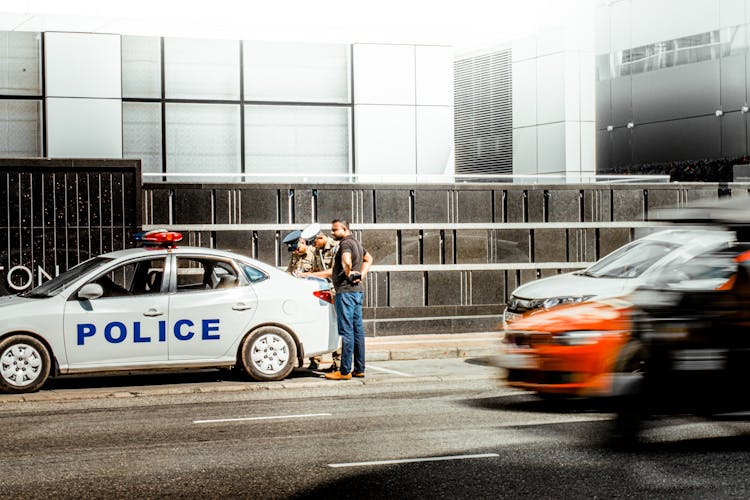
[176,257,241,292]
[243,265,268,284]
[90,258,166,298]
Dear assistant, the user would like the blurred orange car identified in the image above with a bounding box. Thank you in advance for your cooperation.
[499,298,632,397]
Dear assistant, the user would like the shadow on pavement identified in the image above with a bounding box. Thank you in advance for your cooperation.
[41,366,325,391]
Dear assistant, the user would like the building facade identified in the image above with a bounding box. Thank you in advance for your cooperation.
[596,0,750,180]
[0,31,454,181]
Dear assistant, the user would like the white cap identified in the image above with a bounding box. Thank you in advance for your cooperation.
[301,223,321,241]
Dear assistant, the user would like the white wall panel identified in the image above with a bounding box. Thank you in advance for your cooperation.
[45,32,121,98]
[46,98,122,158]
[512,126,537,175]
[537,27,565,57]
[537,122,565,174]
[580,121,596,172]
[579,54,596,122]
[610,0,632,53]
[721,0,745,27]
[564,52,581,122]
[512,59,537,128]
[353,44,415,105]
[564,121,581,172]
[416,106,453,175]
[632,0,718,48]
[595,4,611,55]
[536,53,565,125]
[415,46,453,106]
[355,105,415,176]
[512,36,536,62]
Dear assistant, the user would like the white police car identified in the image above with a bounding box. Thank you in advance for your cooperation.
[0,231,338,393]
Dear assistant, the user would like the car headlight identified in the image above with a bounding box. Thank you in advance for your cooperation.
[554,331,605,346]
[542,295,594,310]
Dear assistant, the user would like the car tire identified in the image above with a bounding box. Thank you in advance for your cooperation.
[0,335,51,394]
[240,327,297,382]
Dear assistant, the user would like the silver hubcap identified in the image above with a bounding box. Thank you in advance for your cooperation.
[250,333,290,375]
[1,343,43,387]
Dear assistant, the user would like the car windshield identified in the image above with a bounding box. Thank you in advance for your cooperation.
[645,250,739,290]
[20,257,112,298]
[583,240,679,279]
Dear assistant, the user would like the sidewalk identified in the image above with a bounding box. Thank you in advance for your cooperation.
[364,331,503,362]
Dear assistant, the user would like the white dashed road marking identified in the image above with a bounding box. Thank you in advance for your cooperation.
[328,453,500,468]
[366,365,415,377]
[193,413,332,424]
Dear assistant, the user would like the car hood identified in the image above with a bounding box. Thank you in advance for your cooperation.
[508,298,633,333]
[511,272,632,301]
[0,294,33,308]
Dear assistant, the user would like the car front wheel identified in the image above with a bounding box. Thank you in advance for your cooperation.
[240,327,297,381]
[0,335,52,393]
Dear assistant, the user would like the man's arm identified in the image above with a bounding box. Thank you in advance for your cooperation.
[302,268,333,279]
[361,251,373,279]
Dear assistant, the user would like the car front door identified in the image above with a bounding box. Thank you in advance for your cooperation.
[167,255,258,361]
[63,257,169,368]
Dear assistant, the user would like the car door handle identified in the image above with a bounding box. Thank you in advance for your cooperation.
[232,302,254,311]
[143,308,165,317]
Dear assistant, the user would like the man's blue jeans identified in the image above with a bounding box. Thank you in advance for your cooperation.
[335,291,365,375]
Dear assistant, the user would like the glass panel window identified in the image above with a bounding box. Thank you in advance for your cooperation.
[122,35,161,98]
[123,102,162,175]
[0,31,41,95]
[0,100,41,157]
[166,103,241,182]
[244,41,350,103]
[164,38,240,100]
[244,105,350,181]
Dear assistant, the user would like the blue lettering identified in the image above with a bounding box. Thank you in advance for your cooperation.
[158,320,167,342]
[133,321,150,343]
[77,323,96,345]
[104,322,127,344]
[202,319,220,340]
[174,319,195,341]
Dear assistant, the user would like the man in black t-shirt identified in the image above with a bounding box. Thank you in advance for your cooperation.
[324,219,373,380]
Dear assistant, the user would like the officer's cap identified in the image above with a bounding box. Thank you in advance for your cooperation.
[300,223,321,243]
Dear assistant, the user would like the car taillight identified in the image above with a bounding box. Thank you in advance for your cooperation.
[313,290,333,304]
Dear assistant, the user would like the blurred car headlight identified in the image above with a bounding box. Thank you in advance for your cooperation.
[554,331,605,346]
[542,295,594,310]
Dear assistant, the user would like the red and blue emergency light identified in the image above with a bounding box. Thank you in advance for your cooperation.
[134,229,183,248]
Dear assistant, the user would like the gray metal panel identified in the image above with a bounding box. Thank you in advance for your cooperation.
[632,59,720,123]
[633,115,721,163]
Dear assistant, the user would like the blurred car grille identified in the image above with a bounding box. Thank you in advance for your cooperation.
[507,369,576,384]
[504,331,553,347]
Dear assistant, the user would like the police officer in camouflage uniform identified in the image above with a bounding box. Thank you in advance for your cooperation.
[285,236,315,275]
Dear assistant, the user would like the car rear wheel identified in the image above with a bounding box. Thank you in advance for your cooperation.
[240,327,297,381]
[0,335,51,393]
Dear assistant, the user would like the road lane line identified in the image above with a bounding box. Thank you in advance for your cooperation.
[366,365,415,377]
[328,453,500,468]
[193,413,332,424]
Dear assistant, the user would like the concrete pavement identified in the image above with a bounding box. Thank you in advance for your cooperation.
[365,331,502,361]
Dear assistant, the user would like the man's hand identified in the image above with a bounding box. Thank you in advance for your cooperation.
[348,271,362,284]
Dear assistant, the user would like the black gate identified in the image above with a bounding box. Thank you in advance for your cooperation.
[0,159,141,295]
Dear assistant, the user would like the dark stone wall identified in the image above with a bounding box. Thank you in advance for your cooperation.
[140,182,747,336]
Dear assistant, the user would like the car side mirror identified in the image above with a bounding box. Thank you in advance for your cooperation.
[78,283,104,300]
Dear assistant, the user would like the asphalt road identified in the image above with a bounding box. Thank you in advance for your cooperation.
[2,358,750,499]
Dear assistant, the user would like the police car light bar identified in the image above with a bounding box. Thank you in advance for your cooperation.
[134,229,183,248]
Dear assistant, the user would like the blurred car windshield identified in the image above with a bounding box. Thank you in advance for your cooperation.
[583,240,679,279]
[645,250,739,290]
[20,257,112,298]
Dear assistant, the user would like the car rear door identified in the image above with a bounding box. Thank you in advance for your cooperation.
[166,254,258,361]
